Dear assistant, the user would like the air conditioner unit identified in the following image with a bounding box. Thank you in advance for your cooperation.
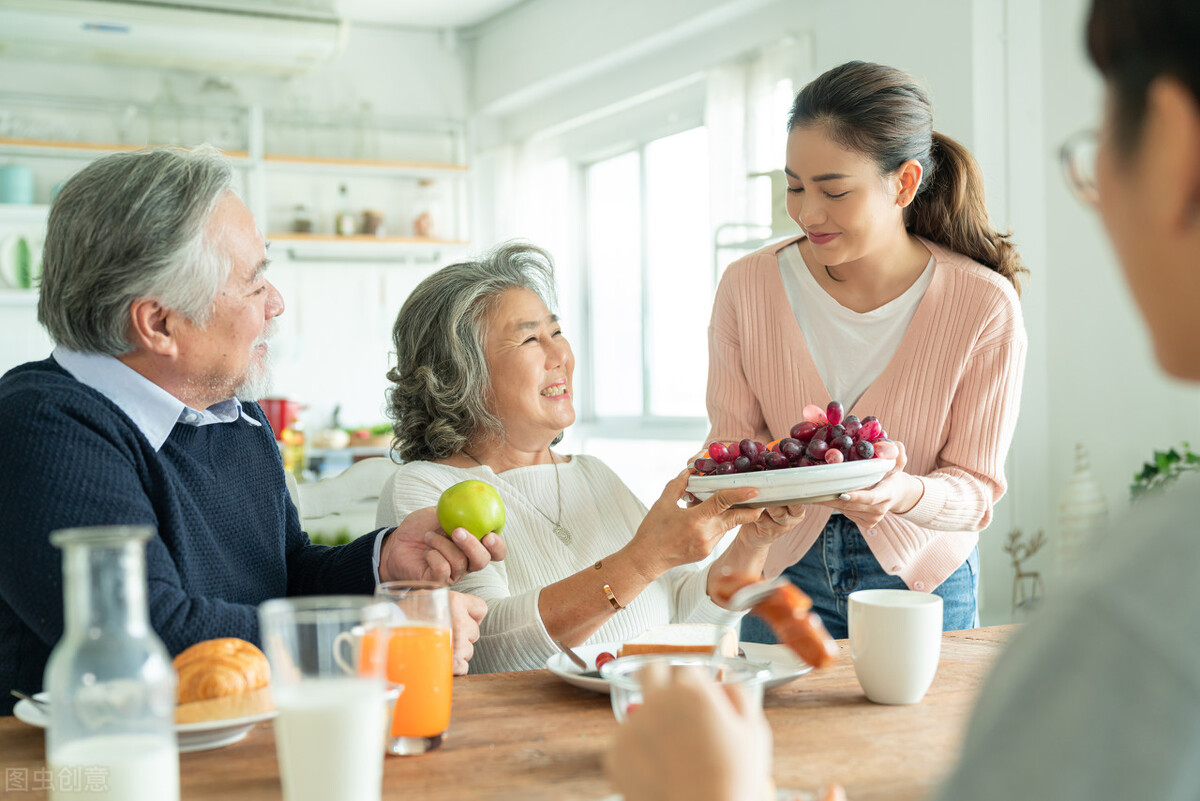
[0,0,349,77]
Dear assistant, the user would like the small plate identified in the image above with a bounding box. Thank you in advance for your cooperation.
[174,710,276,753]
[687,458,895,508]
[547,641,812,695]
[13,692,276,754]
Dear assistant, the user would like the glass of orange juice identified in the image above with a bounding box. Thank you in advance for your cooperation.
[373,581,453,755]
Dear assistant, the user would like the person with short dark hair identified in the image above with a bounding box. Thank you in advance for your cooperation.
[0,146,500,715]
[934,2,1200,795]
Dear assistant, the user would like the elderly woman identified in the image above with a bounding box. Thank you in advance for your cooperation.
[378,243,804,672]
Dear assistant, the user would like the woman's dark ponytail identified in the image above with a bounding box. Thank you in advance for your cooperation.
[908,132,1026,294]
[789,62,1028,295]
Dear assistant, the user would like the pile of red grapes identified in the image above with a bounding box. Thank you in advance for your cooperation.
[692,401,899,476]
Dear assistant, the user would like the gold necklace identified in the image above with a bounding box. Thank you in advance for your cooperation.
[461,448,572,546]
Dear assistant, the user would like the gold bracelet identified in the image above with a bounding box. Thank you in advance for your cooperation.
[603,583,624,611]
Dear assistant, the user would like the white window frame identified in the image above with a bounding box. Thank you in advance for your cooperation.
[571,119,711,448]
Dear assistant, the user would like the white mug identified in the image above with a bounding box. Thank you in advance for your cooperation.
[332,625,370,676]
[848,589,943,705]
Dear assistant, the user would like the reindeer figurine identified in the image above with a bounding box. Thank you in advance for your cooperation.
[1002,528,1046,615]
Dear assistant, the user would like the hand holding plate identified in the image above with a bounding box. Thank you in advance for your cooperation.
[822,441,923,529]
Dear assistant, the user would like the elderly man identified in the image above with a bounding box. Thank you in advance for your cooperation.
[0,146,504,714]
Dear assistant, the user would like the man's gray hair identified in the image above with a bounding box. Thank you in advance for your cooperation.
[37,146,234,354]
[386,242,559,462]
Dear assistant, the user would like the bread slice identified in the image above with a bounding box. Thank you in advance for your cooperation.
[618,623,738,658]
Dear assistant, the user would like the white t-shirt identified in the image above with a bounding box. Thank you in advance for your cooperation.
[778,242,934,410]
[376,454,734,673]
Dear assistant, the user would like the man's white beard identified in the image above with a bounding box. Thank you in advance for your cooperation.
[236,321,278,402]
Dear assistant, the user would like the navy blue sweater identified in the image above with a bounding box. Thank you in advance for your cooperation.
[0,358,378,715]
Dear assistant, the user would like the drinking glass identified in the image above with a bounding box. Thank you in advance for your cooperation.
[258,596,391,801]
[601,654,770,723]
[373,581,453,755]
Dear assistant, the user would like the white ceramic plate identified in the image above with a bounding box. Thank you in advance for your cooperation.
[547,641,812,695]
[13,692,276,754]
[687,458,895,507]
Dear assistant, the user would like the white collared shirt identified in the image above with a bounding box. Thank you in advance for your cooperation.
[51,346,261,451]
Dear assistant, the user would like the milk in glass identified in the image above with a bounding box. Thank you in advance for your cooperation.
[50,733,178,801]
[274,679,386,801]
[259,596,391,801]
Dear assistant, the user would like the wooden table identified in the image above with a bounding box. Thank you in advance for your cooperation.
[0,626,1014,801]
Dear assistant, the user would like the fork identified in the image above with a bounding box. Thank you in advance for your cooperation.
[10,689,50,714]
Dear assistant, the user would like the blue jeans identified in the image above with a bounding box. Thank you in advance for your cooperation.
[742,514,979,642]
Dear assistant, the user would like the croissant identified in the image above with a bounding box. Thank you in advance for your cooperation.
[173,638,270,705]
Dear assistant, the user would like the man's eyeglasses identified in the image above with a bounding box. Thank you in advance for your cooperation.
[1060,129,1100,207]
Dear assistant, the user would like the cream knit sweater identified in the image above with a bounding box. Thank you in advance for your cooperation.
[707,235,1027,591]
[378,456,733,673]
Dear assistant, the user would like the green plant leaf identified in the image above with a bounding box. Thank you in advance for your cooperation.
[1132,441,1200,502]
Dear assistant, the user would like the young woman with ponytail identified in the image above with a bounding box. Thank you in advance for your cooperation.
[706,61,1028,639]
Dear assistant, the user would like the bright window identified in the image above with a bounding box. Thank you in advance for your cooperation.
[585,150,643,418]
[583,126,713,425]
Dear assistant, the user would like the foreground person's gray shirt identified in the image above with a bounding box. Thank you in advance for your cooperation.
[935,473,1200,801]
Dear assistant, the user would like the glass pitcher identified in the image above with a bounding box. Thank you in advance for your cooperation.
[43,526,179,801]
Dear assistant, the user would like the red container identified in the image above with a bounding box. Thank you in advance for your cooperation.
[259,398,304,441]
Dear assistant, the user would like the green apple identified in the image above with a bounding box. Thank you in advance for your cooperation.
[437,480,506,540]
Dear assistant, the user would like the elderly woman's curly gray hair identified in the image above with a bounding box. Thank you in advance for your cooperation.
[386,242,559,463]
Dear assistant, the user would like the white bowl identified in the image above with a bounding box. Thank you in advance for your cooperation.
[687,458,895,508]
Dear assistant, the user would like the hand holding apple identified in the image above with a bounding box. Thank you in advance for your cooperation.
[437,480,506,540]
[379,504,507,585]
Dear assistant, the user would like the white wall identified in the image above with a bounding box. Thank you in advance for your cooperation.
[0,23,469,432]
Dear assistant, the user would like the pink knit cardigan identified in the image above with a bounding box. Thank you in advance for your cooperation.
[706,235,1027,591]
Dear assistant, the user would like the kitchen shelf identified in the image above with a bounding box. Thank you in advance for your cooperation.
[0,93,470,263]
[262,153,467,179]
[0,136,249,162]
[272,233,469,263]
[272,233,467,244]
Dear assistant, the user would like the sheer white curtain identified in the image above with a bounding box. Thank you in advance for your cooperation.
[705,37,811,281]
[471,140,578,315]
